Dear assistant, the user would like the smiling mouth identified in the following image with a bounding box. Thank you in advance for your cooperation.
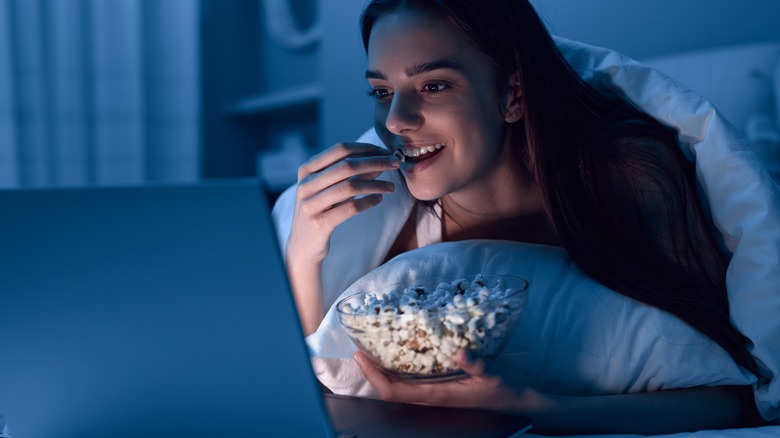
[397,143,445,164]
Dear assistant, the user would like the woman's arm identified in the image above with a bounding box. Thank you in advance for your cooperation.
[355,349,757,435]
[285,143,399,335]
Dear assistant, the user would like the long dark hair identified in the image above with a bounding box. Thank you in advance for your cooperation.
[361,0,757,375]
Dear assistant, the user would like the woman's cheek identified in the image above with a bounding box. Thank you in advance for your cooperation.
[373,108,392,141]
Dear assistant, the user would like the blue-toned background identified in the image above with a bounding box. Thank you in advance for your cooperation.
[2,0,779,192]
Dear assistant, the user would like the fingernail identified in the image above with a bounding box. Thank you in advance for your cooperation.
[389,156,400,167]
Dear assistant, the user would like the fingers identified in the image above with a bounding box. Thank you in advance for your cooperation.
[298,142,394,182]
[357,349,533,413]
[354,352,426,404]
[298,157,400,202]
[312,193,386,231]
[354,352,393,391]
[354,351,414,403]
[287,143,398,266]
[293,142,399,230]
[355,352,475,407]
[456,349,488,377]
[303,177,394,217]
[302,142,390,173]
[297,151,400,210]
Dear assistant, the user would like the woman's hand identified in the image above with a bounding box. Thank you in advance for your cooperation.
[288,142,399,264]
[354,349,543,413]
[355,349,755,435]
[286,142,400,335]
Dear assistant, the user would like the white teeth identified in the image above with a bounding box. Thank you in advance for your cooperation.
[403,143,444,158]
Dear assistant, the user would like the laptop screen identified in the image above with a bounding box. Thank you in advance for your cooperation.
[0,181,334,437]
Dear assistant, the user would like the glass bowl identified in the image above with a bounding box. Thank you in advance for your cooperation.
[336,274,529,383]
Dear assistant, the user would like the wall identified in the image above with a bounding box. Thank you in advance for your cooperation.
[320,0,373,149]
[531,0,780,60]
[319,0,780,147]
[202,0,320,181]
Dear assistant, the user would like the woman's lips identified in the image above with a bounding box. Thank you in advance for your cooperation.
[397,143,446,164]
[404,146,444,164]
[394,144,446,175]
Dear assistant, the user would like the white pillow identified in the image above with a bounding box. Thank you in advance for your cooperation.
[308,240,755,397]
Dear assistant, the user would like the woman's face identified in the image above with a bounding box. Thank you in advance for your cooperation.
[367,9,517,201]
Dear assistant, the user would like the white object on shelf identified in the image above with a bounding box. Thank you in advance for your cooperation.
[260,0,322,50]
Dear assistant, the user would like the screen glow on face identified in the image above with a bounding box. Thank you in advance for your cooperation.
[366,9,514,202]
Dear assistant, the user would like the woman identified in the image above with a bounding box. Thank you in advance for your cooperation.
[283,0,761,434]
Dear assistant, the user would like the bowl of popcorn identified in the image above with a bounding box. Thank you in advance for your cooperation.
[336,274,529,383]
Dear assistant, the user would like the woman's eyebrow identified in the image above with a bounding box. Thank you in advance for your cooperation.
[405,59,464,77]
[365,59,465,80]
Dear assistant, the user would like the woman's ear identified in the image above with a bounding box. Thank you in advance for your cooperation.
[501,71,523,123]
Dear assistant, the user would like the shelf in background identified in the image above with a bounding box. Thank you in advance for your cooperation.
[223,83,322,117]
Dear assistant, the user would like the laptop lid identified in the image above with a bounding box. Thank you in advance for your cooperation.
[0,181,334,437]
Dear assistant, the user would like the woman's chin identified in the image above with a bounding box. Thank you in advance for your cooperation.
[407,184,444,203]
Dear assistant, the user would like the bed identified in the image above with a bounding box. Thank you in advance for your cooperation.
[270,38,780,436]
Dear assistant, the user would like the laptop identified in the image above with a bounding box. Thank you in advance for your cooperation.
[0,180,532,437]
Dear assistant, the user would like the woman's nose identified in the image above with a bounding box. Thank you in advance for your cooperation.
[385,93,422,134]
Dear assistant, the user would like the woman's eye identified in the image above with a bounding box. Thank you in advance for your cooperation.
[367,88,391,100]
[422,82,449,93]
